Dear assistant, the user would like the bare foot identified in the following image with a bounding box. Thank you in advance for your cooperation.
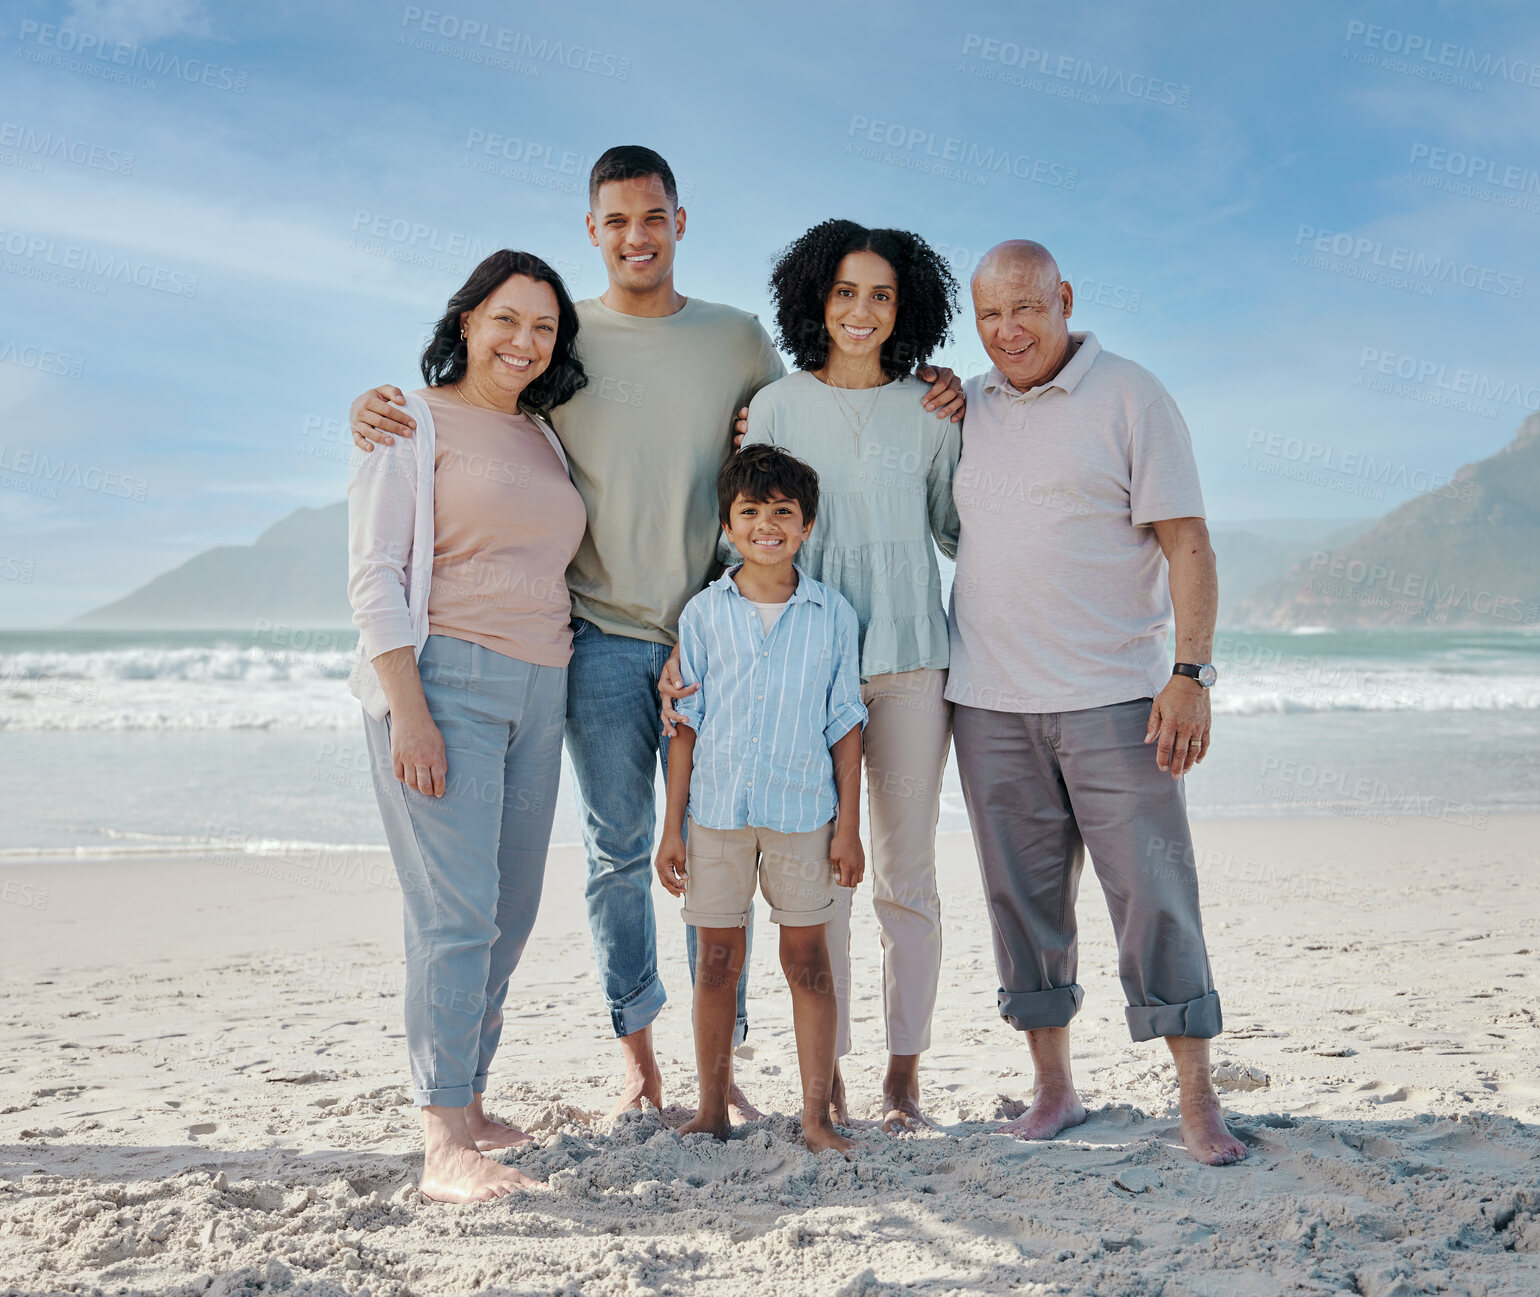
[419,1146,544,1203]
[1179,1088,1248,1166]
[803,1118,859,1158]
[466,1097,535,1151]
[727,1082,764,1124]
[607,1027,664,1120]
[881,1055,931,1134]
[677,1109,731,1141]
[828,1060,849,1125]
[997,1086,1088,1141]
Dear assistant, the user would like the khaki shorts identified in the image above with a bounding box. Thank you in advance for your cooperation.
[681,816,836,928]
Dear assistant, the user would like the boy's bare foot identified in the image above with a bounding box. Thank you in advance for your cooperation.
[607,1025,664,1120]
[803,1119,860,1158]
[466,1096,535,1151]
[828,1060,849,1125]
[419,1146,544,1202]
[728,1082,764,1124]
[677,1109,732,1141]
[881,1054,931,1133]
[997,1084,1088,1141]
[1179,1087,1249,1166]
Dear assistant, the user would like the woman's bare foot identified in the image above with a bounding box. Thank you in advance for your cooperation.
[998,1084,1088,1141]
[677,1109,732,1141]
[728,1082,764,1124]
[466,1095,534,1151]
[607,1025,664,1120]
[803,1116,859,1158]
[1178,1088,1249,1166]
[881,1054,932,1133]
[828,1060,849,1125]
[419,1103,544,1204]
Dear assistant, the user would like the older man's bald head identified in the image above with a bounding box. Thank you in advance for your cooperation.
[970,240,1076,391]
[972,240,1063,294]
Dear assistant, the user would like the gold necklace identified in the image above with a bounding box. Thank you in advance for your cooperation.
[820,372,885,444]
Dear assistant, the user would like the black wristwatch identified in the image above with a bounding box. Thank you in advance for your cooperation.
[1173,662,1217,688]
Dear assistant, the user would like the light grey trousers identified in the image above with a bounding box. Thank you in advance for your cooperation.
[952,697,1222,1042]
[363,634,567,1107]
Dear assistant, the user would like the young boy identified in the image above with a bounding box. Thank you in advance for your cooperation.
[654,444,867,1155]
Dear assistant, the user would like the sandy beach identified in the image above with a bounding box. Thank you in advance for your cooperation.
[2,814,1537,1296]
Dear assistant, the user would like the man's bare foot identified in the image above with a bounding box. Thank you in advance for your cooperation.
[803,1118,859,1158]
[881,1054,931,1133]
[677,1109,731,1141]
[727,1082,764,1124]
[998,1085,1088,1141]
[607,1026,664,1120]
[1179,1088,1249,1166]
[419,1146,544,1203]
[466,1096,535,1151]
[828,1060,849,1125]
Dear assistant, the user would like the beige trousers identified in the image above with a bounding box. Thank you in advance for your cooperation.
[827,667,952,1057]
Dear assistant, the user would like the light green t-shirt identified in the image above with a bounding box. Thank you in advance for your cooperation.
[550,296,785,644]
[741,371,961,679]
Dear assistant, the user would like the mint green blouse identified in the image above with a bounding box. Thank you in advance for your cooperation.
[736,371,961,680]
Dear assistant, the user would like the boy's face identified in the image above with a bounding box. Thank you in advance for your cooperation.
[723,491,812,569]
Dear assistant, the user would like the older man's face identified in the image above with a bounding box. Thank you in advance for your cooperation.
[971,264,1074,391]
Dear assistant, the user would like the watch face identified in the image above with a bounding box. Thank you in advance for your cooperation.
[1198,663,1218,688]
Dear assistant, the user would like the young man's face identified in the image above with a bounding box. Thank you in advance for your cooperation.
[586,175,685,295]
[723,491,813,569]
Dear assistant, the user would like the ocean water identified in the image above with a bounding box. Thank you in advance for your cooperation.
[3,626,1538,861]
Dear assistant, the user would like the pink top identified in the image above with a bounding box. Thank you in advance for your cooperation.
[422,387,587,667]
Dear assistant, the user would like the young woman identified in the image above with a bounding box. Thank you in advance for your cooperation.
[348,249,587,1202]
[661,219,961,1133]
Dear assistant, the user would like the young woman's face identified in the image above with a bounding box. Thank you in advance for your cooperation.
[823,250,898,365]
[459,274,558,399]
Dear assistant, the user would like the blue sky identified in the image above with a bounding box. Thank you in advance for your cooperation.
[0,0,1536,624]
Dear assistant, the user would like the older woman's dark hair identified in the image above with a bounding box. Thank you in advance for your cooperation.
[769,220,958,380]
[420,249,586,414]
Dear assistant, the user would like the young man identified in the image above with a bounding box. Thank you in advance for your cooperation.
[655,445,866,1155]
[948,239,1247,1166]
[349,146,964,1118]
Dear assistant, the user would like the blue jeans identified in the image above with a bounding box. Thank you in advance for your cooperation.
[364,634,567,1107]
[565,617,751,1041]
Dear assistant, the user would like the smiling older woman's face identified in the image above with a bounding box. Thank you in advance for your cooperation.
[458,274,559,403]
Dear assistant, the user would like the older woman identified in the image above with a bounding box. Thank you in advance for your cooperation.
[348,249,587,1203]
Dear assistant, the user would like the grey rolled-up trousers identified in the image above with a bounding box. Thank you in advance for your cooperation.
[364,634,567,1107]
[952,697,1222,1042]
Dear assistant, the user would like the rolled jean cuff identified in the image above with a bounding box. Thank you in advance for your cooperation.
[472,1073,489,1096]
[1126,990,1223,1043]
[734,1014,748,1049]
[609,970,668,1039]
[415,1082,475,1109]
[998,983,1083,1032]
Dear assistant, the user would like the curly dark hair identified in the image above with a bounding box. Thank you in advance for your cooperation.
[768,220,958,379]
[718,443,819,527]
[420,250,586,415]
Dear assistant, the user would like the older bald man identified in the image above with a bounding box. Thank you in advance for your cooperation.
[948,241,1246,1165]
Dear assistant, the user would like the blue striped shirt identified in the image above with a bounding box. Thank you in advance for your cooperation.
[675,565,867,833]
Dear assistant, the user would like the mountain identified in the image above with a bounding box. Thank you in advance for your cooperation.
[1236,414,1540,629]
[73,503,351,629]
[1209,519,1372,625]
